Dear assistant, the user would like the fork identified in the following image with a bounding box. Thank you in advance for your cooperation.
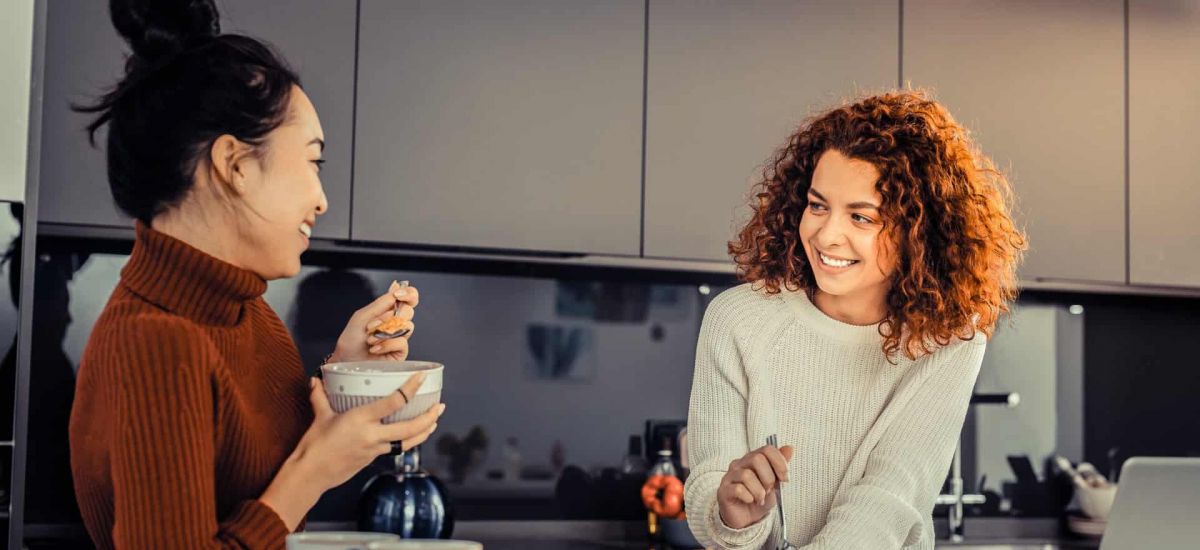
[766,434,795,550]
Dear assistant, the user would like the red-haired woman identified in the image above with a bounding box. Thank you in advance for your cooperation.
[684,90,1027,550]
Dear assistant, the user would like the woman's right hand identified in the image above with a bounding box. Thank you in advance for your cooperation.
[716,444,794,529]
[297,373,445,491]
[263,373,444,530]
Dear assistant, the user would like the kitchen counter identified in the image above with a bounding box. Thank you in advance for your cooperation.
[305,518,1103,549]
[24,518,1103,549]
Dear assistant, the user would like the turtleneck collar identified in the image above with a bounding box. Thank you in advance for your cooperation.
[121,222,267,326]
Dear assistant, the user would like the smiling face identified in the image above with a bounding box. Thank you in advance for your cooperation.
[799,149,898,315]
[229,86,329,279]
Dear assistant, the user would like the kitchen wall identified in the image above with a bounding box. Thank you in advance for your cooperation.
[61,256,707,474]
[1081,295,1200,468]
[12,243,1121,526]
[970,304,1084,499]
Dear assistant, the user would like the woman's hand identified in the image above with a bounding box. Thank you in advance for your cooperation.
[328,280,419,363]
[716,444,794,529]
[262,373,445,530]
[298,373,443,489]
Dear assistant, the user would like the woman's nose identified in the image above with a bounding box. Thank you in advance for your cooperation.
[315,187,329,216]
[814,218,848,248]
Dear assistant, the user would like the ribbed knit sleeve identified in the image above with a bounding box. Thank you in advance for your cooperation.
[800,340,985,549]
[108,318,288,549]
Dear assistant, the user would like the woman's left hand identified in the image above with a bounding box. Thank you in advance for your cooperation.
[328,280,420,363]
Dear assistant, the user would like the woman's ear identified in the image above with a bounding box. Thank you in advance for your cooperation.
[208,134,256,197]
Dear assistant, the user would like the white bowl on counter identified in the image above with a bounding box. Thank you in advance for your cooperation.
[366,541,483,550]
[320,361,443,424]
[286,531,398,549]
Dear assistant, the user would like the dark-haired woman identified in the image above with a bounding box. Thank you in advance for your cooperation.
[67,1,442,548]
[683,91,1027,549]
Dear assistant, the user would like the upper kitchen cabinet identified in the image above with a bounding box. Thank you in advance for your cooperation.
[0,0,35,203]
[1128,1,1200,288]
[37,0,124,227]
[353,0,644,255]
[220,1,356,240]
[38,0,355,239]
[904,0,1125,284]
[644,0,899,262]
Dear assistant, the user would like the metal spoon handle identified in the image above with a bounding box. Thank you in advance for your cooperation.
[767,434,789,549]
[393,279,409,319]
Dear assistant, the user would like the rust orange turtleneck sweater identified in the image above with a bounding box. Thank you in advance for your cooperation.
[70,222,313,549]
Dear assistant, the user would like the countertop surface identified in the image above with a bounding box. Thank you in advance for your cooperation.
[305,519,1103,549]
[25,519,1103,549]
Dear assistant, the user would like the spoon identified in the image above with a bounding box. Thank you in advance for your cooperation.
[766,434,795,550]
[373,280,411,339]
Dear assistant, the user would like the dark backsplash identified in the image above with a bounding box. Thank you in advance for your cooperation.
[1079,294,1200,472]
[8,235,1198,535]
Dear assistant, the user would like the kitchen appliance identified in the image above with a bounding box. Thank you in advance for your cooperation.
[1098,457,1200,550]
[359,447,455,539]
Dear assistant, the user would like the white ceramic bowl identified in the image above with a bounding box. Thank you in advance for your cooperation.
[321,361,443,424]
[286,531,399,550]
[366,541,483,550]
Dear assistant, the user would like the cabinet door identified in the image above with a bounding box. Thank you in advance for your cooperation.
[905,0,1126,284]
[0,0,35,203]
[221,1,355,240]
[38,0,126,227]
[1129,1,1200,287]
[38,0,355,239]
[353,0,644,255]
[644,0,899,262]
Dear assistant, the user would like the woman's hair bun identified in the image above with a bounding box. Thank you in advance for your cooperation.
[110,0,221,64]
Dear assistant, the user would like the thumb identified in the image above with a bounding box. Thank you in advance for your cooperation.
[781,445,795,462]
[309,377,334,420]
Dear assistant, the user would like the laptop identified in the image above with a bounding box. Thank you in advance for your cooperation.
[1099,457,1200,550]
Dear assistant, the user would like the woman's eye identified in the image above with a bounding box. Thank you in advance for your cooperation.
[312,159,326,171]
[808,202,827,212]
[852,213,874,224]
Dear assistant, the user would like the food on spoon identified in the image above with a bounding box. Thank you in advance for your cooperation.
[375,316,408,336]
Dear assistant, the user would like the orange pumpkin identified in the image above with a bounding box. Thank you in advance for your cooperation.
[641,474,685,518]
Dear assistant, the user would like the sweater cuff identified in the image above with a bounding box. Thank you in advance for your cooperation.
[220,499,290,549]
[707,497,771,549]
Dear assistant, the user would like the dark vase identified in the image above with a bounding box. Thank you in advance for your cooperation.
[358,447,455,539]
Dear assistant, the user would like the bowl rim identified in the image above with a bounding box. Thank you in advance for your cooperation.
[321,361,444,376]
[365,541,483,549]
[286,530,400,541]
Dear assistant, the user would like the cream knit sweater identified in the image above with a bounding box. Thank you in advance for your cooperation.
[684,284,986,550]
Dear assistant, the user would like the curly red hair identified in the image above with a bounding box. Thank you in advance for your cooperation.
[730,90,1027,360]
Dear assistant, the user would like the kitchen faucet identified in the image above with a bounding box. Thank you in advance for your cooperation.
[935,392,1020,542]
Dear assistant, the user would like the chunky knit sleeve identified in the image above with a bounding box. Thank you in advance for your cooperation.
[684,287,779,550]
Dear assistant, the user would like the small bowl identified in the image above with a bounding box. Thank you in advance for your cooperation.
[1077,483,1118,520]
[366,541,483,550]
[286,531,399,550]
[321,361,443,424]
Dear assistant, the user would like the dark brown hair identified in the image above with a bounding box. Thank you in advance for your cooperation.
[76,0,301,224]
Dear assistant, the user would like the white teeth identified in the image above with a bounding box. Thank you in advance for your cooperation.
[819,252,857,268]
[299,224,312,238]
